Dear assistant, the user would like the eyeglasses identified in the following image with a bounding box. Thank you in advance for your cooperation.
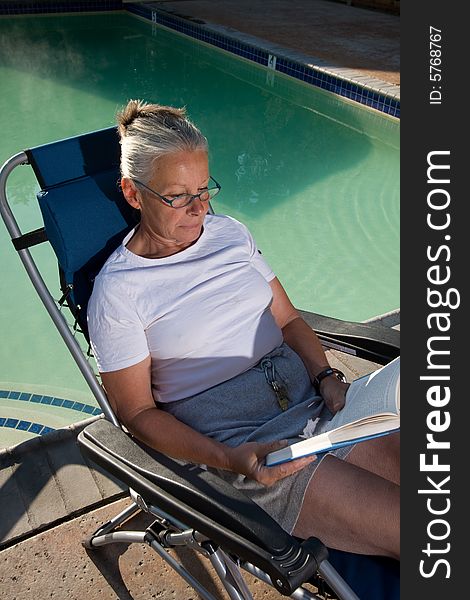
[134,176,221,209]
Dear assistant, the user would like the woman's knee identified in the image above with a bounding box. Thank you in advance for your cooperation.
[293,455,400,559]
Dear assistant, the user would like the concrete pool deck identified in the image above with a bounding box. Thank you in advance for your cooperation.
[147,0,400,87]
[1,1,399,597]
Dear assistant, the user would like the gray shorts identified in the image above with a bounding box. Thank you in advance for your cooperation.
[161,343,353,533]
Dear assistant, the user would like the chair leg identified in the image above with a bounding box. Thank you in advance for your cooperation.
[82,496,359,600]
[82,499,142,549]
[241,562,327,600]
[145,533,221,600]
[206,546,254,600]
[318,561,360,600]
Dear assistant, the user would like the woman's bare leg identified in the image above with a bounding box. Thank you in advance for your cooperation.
[345,432,400,485]
[292,454,400,559]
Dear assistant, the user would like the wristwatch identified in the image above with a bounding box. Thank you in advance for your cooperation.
[312,367,347,394]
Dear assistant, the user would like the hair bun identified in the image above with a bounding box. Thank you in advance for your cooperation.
[117,99,187,137]
[116,99,143,136]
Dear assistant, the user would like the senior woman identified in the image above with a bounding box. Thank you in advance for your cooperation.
[88,99,399,560]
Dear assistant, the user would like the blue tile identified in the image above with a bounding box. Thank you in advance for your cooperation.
[5,418,19,428]
[52,398,64,407]
[82,405,94,414]
[17,420,31,431]
[29,423,43,435]
[41,426,55,435]
[0,390,8,398]
[0,0,123,15]
[41,396,53,405]
[93,407,103,416]
[19,392,31,401]
[63,400,74,409]
[0,418,6,427]
[31,394,42,403]
[72,402,85,411]
[9,391,20,400]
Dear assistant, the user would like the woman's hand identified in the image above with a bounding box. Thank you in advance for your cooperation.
[320,376,349,414]
[226,440,315,487]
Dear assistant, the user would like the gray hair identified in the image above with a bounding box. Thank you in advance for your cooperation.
[116,99,208,183]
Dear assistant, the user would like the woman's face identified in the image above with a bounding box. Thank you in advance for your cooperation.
[127,149,211,252]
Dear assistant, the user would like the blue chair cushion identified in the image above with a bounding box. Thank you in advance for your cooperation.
[26,127,139,336]
[327,549,400,600]
[37,175,131,276]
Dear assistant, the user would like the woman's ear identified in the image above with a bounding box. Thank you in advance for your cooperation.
[121,177,141,210]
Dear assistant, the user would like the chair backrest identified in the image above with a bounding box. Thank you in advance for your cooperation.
[26,127,140,339]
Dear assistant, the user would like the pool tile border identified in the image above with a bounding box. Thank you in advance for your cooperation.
[0,389,102,417]
[128,2,400,118]
[0,1,122,14]
[0,416,55,436]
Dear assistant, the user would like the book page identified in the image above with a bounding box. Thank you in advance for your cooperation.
[296,417,399,456]
[266,357,400,466]
[325,356,400,432]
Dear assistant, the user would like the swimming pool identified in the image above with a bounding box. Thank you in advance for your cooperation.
[0,12,399,447]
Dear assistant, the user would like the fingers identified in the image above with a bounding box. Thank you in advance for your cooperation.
[227,440,316,487]
[259,441,316,485]
[256,438,288,457]
[260,454,316,487]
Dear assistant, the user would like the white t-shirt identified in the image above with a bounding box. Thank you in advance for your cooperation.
[87,214,283,403]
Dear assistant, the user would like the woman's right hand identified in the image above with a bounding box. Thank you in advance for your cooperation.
[226,440,316,487]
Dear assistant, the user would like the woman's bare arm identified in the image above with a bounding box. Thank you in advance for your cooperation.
[100,356,314,485]
[269,277,348,413]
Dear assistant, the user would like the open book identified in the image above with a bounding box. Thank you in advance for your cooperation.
[265,356,400,466]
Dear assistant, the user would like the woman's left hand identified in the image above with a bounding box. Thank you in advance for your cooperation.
[319,376,349,414]
[226,440,315,486]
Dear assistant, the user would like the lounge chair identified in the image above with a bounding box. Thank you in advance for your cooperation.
[0,127,400,600]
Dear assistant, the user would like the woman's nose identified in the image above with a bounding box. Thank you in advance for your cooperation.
[188,195,207,215]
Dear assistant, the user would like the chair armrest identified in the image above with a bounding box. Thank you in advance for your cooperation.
[78,418,328,595]
[298,310,400,364]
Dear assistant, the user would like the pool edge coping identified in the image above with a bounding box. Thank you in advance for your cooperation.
[130,2,400,117]
[0,413,102,459]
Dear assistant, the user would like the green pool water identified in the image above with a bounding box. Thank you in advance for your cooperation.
[0,12,399,444]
